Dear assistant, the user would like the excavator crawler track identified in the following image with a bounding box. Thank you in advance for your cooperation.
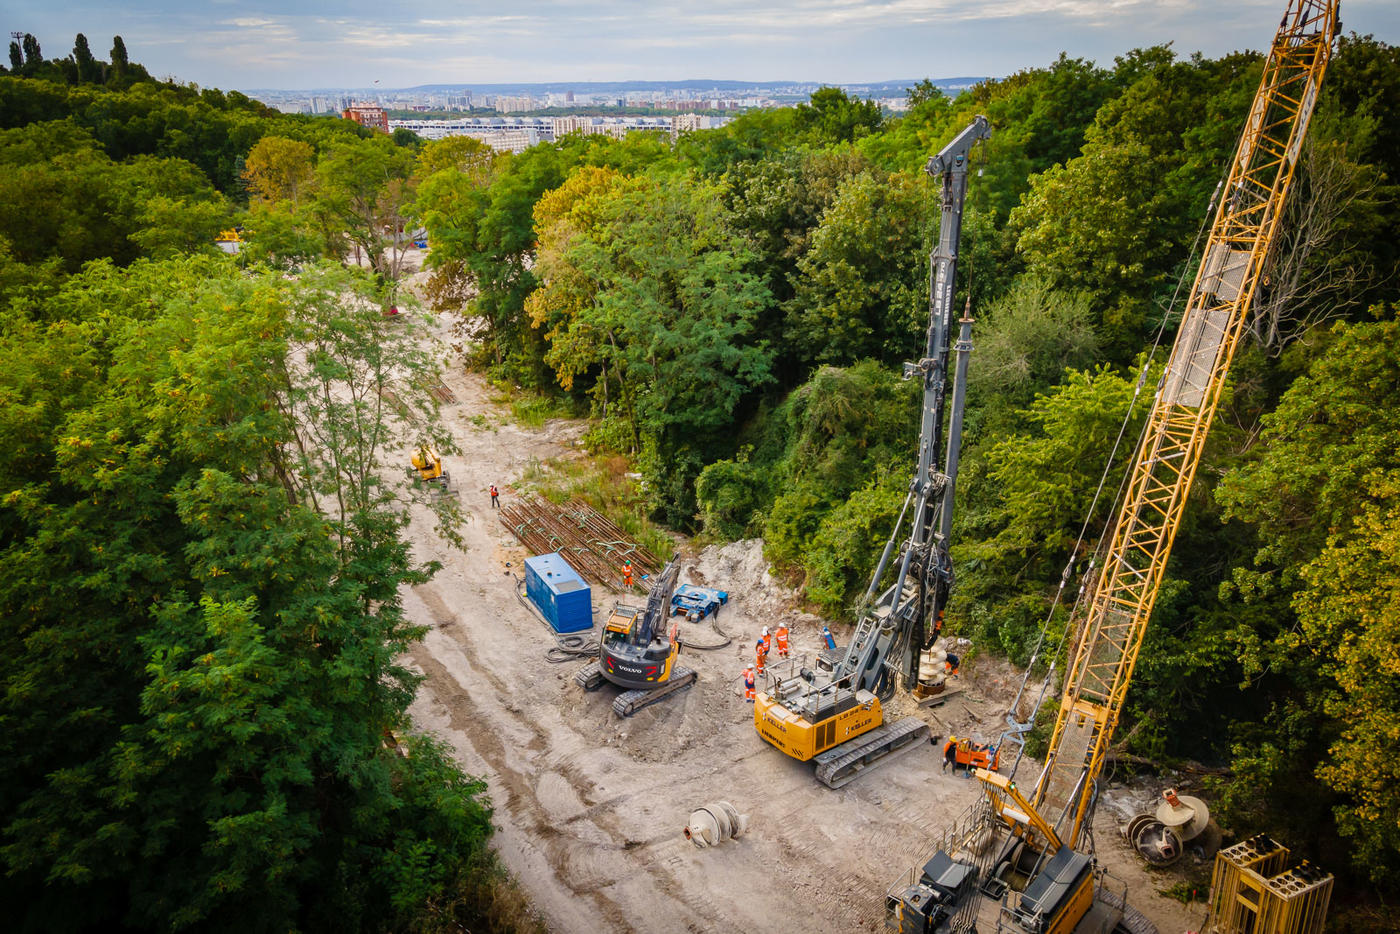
[574,662,605,691]
[612,666,696,718]
[813,716,930,789]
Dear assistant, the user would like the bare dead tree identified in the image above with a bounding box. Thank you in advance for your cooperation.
[1252,137,1386,354]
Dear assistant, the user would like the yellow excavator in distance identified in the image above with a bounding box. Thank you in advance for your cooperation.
[410,445,449,485]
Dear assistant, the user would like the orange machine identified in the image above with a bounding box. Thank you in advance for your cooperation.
[943,735,999,772]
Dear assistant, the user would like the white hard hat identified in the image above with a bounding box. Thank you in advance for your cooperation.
[762,627,770,636]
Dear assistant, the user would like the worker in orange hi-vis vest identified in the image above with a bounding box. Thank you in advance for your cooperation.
[755,637,768,677]
[761,626,772,654]
[775,624,790,659]
[621,560,634,587]
[743,665,755,703]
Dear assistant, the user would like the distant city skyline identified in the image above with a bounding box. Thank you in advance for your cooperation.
[11,1,1399,92]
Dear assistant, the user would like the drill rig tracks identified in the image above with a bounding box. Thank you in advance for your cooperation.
[813,717,931,789]
[574,661,698,718]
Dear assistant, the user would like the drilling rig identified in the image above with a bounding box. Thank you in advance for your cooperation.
[753,115,989,788]
[887,2,1340,931]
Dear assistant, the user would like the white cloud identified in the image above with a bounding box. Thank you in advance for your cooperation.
[15,0,1396,89]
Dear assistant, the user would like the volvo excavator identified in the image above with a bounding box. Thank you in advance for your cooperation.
[887,2,1339,932]
[754,115,990,789]
[575,561,698,717]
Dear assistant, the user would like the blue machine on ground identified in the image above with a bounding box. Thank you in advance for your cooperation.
[670,584,728,622]
[524,553,592,634]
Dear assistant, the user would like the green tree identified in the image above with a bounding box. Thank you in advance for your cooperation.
[416,134,498,181]
[794,86,883,145]
[243,135,316,206]
[962,363,1152,615]
[313,137,417,284]
[906,79,942,108]
[762,362,919,572]
[528,168,774,524]
[803,466,908,613]
[719,147,869,377]
[417,140,583,373]
[786,169,932,367]
[1009,52,1251,360]
[0,257,488,931]
[967,275,1100,406]
[238,200,325,270]
[1213,312,1400,883]
[676,106,801,176]
[72,34,100,84]
[1294,476,1400,882]
[0,145,225,273]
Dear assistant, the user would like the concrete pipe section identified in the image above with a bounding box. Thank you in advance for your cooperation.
[683,801,749,848]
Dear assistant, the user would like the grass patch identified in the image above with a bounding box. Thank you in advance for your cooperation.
[517,455,676,563]
[437,853,548,934]
[510,396,555,428]
[1157,872,1212,907]
[485,382,576,428]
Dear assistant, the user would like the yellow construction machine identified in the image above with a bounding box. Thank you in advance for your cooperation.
[754,115,990,787]
[410,445,451,489]
[887,3,1340,932]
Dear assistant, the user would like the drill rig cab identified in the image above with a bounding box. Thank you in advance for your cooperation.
[575,561,698,717]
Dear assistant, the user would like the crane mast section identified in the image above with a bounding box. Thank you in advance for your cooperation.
[836,114,990,691]
[1030,0,1339,849]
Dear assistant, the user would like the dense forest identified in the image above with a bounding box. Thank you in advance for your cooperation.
[1,24,1398,931]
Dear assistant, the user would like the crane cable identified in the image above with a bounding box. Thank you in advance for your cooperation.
[999,168,1231,782]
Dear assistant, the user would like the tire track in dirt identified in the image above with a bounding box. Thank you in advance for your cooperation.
[408,606,745,934]
[409,642,637,932]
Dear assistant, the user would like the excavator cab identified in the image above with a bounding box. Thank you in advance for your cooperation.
[577,561,698,717]
[599,600,678,689]
[410,445,445,482]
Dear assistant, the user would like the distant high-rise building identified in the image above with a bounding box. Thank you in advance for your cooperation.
[552,115,596,137]
[342,102,389,133]
[496,95,535,114]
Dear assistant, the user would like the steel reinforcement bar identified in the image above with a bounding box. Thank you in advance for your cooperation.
[499,495,663,590]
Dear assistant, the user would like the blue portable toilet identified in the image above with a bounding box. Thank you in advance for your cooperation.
[524,553,593,634]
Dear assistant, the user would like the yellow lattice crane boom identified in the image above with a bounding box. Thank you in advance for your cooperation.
[1027,0,1340,854]
[888,4,1340,933]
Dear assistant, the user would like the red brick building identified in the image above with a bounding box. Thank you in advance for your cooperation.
[342,102,389,133]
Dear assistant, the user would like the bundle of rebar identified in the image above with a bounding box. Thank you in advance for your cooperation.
[499,495,664,591]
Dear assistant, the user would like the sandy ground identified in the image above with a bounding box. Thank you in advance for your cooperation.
[398,300,1205,933]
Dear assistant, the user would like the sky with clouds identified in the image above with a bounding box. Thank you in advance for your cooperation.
[9,1,1398,90]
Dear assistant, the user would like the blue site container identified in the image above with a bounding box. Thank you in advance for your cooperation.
[524,553,593,634]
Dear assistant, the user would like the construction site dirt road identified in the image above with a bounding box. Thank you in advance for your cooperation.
[401,339,1203,933]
